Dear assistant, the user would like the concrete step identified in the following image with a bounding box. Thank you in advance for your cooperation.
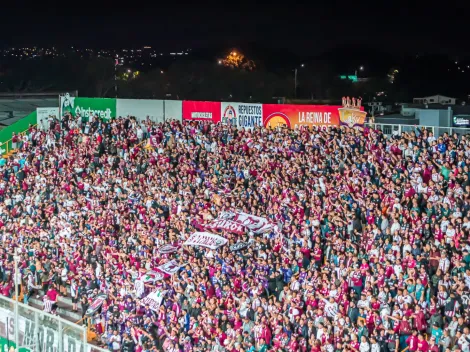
[29,296,83,323]
[28,300,107,348]
[28,301,82,326]
[37,289,73,306]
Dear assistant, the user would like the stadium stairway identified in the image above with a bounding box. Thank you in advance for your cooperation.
[29,290,83,323]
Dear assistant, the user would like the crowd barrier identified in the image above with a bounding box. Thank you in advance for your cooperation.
[366,123,470,137]
[0,295,109,352]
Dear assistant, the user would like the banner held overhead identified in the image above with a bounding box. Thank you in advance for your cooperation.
[184,232,228,249]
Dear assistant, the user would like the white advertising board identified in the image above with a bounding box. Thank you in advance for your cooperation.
[164,100,183,122]
[37,107,59,130]
[221,102,263,129]
[116,99,164,123]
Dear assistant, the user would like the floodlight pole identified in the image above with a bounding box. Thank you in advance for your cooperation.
[294,69,298,98]
[14,248,19,351]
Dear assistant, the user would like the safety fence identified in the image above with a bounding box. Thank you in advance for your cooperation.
[365,123,470,137]
[0,295,109,352]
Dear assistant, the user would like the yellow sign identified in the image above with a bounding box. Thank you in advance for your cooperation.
[338,108,368,128]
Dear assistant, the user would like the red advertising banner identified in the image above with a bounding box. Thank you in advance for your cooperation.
[181,100,366,128]
[262,104,365,129]
[182,101,221,123]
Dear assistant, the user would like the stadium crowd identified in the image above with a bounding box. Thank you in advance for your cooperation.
[0,112,469,352]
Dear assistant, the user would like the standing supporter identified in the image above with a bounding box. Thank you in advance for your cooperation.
[0,119,468,352]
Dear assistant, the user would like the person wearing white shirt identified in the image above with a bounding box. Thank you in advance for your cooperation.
[316,324,325,340]
[109,330,121,351]
[438,253,450,273]
[357,296,370,309]
[370,342,380,352]
[417,182,428,194]
[457,328,470,352]
[359,337,370,352]
[321,296,338,318]
[393,263,403,277]
[445,225,456,244]
[390,220,401,235]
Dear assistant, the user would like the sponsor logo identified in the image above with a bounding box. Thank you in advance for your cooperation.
[264,112,291,128]
[222,105,237,125]
[191,112,212,119]
[338,107,367,128]
[454,116,470,126]
[75,106,112,119]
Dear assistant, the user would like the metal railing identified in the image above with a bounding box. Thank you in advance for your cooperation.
[0,124,38,157]
[366,123,470,137]
[0,295,109,352]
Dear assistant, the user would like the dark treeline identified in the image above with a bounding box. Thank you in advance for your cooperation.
[0,54,468,103]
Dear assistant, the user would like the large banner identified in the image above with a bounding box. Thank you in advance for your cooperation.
[184,232,228,249]
[116,98,164,122]
[36,107,59,130]
[221,102,263,129]
[157,260,181,275]
[182,101,221,122]
[262,104,365,129]
[141,270,165,282]
[60,94,117,121]
[205,218,246,235]
[141,290,167,312]
[219,211,274,234]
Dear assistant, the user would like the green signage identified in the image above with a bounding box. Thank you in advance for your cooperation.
[60,94,117,121]
[339,75,358,82]
[0,336,29,352]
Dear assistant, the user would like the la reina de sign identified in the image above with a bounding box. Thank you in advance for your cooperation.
[298,111,333,124]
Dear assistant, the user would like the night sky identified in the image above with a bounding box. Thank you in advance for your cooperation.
[1,1,470,57]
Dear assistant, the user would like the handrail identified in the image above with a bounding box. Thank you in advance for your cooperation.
[1,123,38,157]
